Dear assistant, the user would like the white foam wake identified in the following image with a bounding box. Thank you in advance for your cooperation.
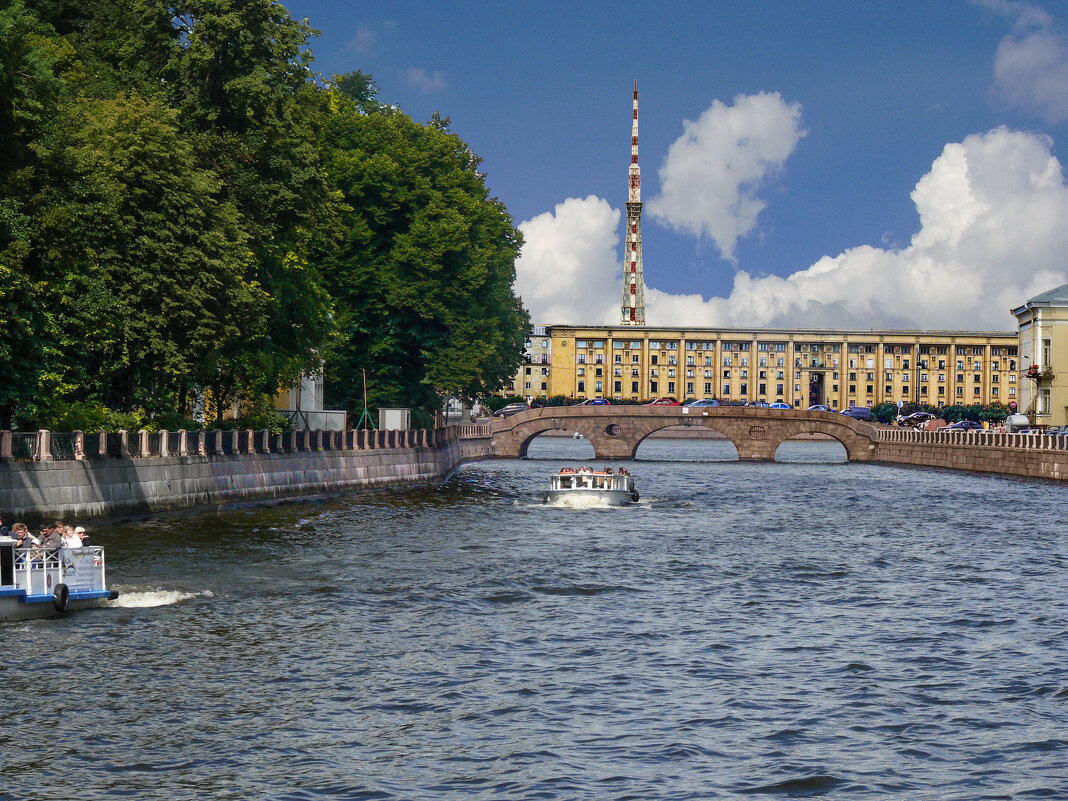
[104,589,213,608]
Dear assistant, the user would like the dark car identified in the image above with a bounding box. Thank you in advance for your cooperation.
[841,406,872,421]
[807,404,833,412]
[942,420,984,431]
[493,402,529,417]
[645,397,679,406]
[578,398,611,406]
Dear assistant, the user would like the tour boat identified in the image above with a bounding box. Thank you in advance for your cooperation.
[0,538,118,622]
[544,467,639,506]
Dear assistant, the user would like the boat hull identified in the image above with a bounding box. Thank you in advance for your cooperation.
[543,488,638,506]
[0,591,117,623]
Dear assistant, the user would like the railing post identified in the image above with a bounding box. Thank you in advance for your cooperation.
[0,430,12,461]
[36,430,51,462]
[177,429,187,456]
[73,430,85,461]
[158,429,169,457]
[310,430,322,451]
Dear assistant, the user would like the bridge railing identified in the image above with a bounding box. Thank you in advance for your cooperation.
[877,427,1068,451]
[0,424,491,463]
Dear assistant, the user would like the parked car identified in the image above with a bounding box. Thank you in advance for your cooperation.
[645,397,680,406]
[841,406,872,421]
[684,399,721,407]
[493,402,529,417]
[768,402,792,409]
[938,420,984,432]
[896,412,935,428]
[747,401,771,408]
[578,398,611,405]
[807,404,833,412]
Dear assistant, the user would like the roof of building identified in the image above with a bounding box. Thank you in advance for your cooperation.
[542,324,1017,338]
[1012,282,1068,317]
[1027,283,1068,305]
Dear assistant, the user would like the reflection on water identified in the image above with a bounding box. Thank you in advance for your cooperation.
[2,440,1066,801]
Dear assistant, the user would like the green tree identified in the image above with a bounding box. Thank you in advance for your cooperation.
[318,88,528,415]
[39,91,263,414]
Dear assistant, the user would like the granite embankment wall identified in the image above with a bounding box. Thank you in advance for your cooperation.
[0,427,493,519]
[873,428,1068,481]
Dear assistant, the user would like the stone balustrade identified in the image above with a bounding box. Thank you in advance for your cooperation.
[876,427,1068,451]
[0,425,492,463]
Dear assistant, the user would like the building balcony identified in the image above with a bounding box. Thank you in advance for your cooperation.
[1025,365,1054,381]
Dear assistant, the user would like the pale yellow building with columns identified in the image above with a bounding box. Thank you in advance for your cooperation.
[514,325,1019,410]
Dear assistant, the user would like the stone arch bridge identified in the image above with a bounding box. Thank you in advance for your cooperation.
[489,405,879,461]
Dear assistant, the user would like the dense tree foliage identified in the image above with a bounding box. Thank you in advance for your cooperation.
[318,81,528,417]
[0,2,527,430]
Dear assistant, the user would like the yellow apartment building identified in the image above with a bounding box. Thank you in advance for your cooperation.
[1012,283,1068,426]
[507,325,553,398]
[512,325,1019,410]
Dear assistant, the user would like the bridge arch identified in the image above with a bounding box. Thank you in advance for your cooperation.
[490,407,877,462]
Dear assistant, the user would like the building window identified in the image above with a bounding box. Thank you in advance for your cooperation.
[1039,387,1051,415]
[578,354,586,364]
[595,367,602,377]
[1009,387,1015,397]
[614,354,622,364]
[704,383,712,394]
[650,381,658,393]
[686,382,695,395]
[632,368,640,377]
[740,383,748,395]
[614,381,622,393]
[651,355,658,365]
[759,383,767,395]
[723,384,731,395]
[595,380,603,392]
[632,381,639,393]
[973,387,980,396]
[1042,338,1052,366]
[632,354,640,363]
[578,380,585,393]
[577,367,585,376]
[668,381,676,394]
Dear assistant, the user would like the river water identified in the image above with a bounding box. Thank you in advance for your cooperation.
[3,439,1067,800]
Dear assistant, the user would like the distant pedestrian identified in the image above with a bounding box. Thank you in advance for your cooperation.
[0,515,9,538]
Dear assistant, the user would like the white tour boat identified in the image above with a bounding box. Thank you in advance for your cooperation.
[0,537,118,622]
[544,467,639,506]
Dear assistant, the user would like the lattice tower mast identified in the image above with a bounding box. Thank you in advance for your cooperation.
[621,79,646,325]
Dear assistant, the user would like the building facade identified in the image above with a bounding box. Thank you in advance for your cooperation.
[1012,283,1068,426]
[507,325,553,399]
[509,325,1018,409]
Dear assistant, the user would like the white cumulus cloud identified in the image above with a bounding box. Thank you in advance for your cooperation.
[515,196,621,325]
[403,67,447,93]
[516,128,1068,332]
[647,92,806,261]
[985,0,1068,123]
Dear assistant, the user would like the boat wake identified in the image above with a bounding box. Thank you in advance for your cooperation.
[543,495,623,509]
[104,588,213,608]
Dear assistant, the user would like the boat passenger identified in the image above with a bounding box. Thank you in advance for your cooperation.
[64,526,83,549]
[41,526,62,550]
[74,526,88,544]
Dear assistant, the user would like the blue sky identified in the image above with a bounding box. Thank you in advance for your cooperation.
[286,0,1068,331]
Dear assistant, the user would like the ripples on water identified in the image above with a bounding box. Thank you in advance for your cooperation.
[3,439,1067,800]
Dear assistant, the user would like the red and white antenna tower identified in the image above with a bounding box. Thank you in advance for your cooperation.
[621,80,646,325]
